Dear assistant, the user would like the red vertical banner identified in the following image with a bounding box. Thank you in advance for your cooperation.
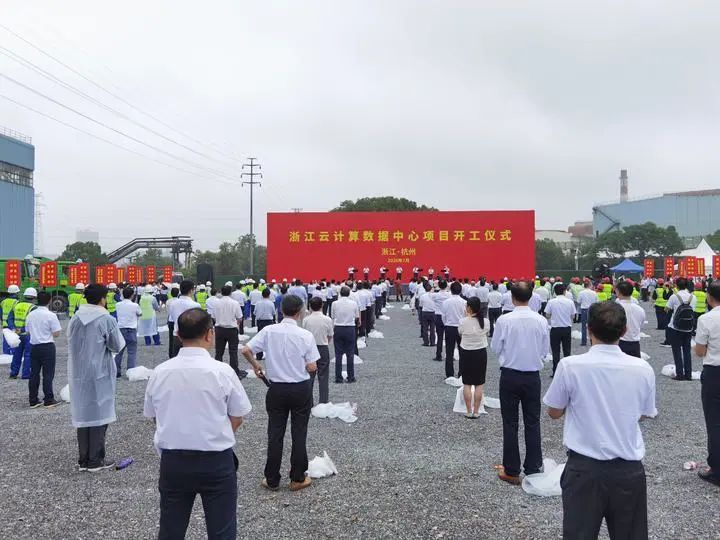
[127,265,138,283]
[697,258,706,277]
[679,259,687,277]
[68,265,78,285]
[39,261,58,287]
[104,264,116,284]
[77,263,90,285]
[686,257,697,277]
[714,256,720,278]
[116,267,126,283]
[137,267,144,283]
[643,258,655,277]
[4,260,21,288]
[146,266,156,283]
[664,257,674,277]
[95,266,106,285]
[162,265,173,282]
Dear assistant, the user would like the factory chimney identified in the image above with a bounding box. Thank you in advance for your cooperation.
[620,169,628,203]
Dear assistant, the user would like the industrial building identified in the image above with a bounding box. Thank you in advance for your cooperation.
[593,170,720,245]
[0,127,35,257]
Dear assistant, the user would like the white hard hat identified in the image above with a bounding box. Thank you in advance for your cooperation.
[206,281,212,286]
[145,285,154,294]
[75,283,85,291]
[198,284,206,290]
[24,287,38,298]
[240,280,246,285]
[224,281,233,287]
[260,279,266,284]
[7,284,20,294]
[283,278,288,282]
[171,283,180,289]
[271,279,276,283]
[108,283,117,290]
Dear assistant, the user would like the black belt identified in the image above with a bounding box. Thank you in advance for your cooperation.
[500,367,539,374]
[567,449,640,464]
[162,448,233,456]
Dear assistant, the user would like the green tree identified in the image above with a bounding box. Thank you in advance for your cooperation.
[706,229,720,251]
[331,196,437,212]
[131,248,174,267]
[58,241,109,267]
[623,222,685,257]
[188,234,267,279]
[654,225,685,257]
[535,239,572,271]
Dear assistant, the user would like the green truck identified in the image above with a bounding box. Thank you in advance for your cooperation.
[0,256,80,313]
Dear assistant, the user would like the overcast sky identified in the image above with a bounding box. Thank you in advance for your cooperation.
[3,1,719,255]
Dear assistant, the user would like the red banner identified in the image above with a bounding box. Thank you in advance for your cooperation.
[714,256,720,278]
[127,265,139,283]
[104,264,117,284]
[643,258,655,277]
[117,267,126,283]
[267,210,535,281]
[664,257,674,277]
[162,265,173,282]
[697,258,706,277]
[77,263,90,285]
[39,261,58,287]
[137,267,144,283]
[68,265,78,286]
[146,266,156,283]
[4,260,21,288]
[686,257,697,277]
[679,259,687,277]
[95,265,107,285]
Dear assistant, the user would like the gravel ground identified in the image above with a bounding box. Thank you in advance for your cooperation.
[0,301,718,539]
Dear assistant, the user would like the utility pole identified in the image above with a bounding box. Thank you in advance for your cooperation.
[241,157,262,276]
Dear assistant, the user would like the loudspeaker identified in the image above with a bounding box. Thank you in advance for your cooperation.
[196,263,214,285]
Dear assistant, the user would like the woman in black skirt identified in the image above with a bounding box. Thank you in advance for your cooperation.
[458,297,490,418]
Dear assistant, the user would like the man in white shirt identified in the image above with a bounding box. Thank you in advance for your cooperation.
[303,297,334,403]
[331,286,361,383]
[248,285,263,327]
[25,291,62,408]
[545,283,577,376]
[577,280,598,347]
[395,266,403,281]
[491,282,549,485]
[544,302,656,539]
[167,280,201,356]
[213,285,245,378]
[114,287,142,377]
[242,295,319,492]
[616,281,647,358]
[501,288,515,314]
[254,289,277,360]
[419,282,437,347]
[363,266,370,281]
[694,281,720,487]
[534,282,550,315]
[666,277,697,380]
[487,283,503,337]
[441,282,467,378]
[431,281,451,362]
[144,308,252,539]
[205,288,221,321]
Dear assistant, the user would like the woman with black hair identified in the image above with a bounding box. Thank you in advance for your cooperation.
[458,296,490,418]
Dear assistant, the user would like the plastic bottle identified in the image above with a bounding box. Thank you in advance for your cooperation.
[116,457,134,470]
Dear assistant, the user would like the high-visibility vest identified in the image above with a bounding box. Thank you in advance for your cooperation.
[655,290,668,308]
[68,292,87,317]
[632,289,640,300]
[106,292,117,313]
[1,297,18,327]
[597,292,609,302]
[534,280,541,289]
[12,301,34,332]
[603,284,613,295]
[693,291,707,314]
[140,294,155,320]
[196,291,208,310]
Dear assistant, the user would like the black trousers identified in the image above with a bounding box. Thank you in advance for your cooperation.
[561,451,647,540]
[421,311,436,346]
[445,326,460,378]
[365,307,374,334]
[256,320,275,360]
[550,327,572,374]
[669,328,693,379]
[77,424,108,468]
[375,298,383,318]
[434,314,445,360]
[618,340,641,358]
[334,326,356,381]
[167,322,175,358]
[655,305,668,330]
[488,307,502,337]
[265,380,313,488]
[159,448,237,540]
[215,327,240,376]
[499,368,542,477]
[702,365,720,472]
[29,342,56,405]
[311,345,330,404]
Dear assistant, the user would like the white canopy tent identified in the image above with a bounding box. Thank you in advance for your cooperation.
[679,238,716,274]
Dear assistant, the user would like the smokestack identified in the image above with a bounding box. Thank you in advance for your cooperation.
[620,169,628,202]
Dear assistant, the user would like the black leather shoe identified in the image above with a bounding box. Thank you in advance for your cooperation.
[334,378,344,384]
[698,468,720,487]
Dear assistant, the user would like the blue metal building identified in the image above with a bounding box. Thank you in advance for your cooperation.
[593,189,720,244]
[0,127,35,257]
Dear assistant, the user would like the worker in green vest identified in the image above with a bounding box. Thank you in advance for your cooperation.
[653,278,671,333]
[8,287,37,379]
[195,284,209,310]
[138,285,161,345]
[602,278,613,297]
[1,284,20,355]
[693,281,707,334]
[596,285,609,303]
[68,283,87,317]
[106,283,120,320]
[631,284,640,301]
[534,276,541,289]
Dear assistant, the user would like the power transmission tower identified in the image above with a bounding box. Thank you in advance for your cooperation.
[241,158,262,275]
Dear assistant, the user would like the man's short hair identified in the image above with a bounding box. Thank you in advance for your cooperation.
[180,280,195,296]
[262,288,271,298]
[510,281,533,303]
[438,280,448,290]
[450,282,462,295]
[675,277,688,290]
[708,282,720,303]
[588,302,626,344]
[122,287,134,299]
[177,308,213,340]
[84,284,108,305]
[340,286,351,297]
[553,283,566,296]
[616,281,633,297]
[36,291,51,306]
[309,296,323,311]
[282,294,304,317]
[220,285,231,296]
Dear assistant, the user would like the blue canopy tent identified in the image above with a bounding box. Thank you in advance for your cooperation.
[610,258,644,274]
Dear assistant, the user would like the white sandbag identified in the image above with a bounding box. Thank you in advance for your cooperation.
[2,328,20,349]
[660,364,700,380]
[386,305,395,309]
[402,304,411,310]
[307,451,338,478]
[157,325,169,333]
[238,333,250,343]
[60,384,70,402]
[522,459,565,497]
[126,366,153,381]
[381,308,388,314]
[639,332,650,339]
[641,352,651,360]
[245,326,258,334]
[0,354,12,365]
[543,353,552,363]
[444,376,463,387]
[368,330,384,339]
[356,338,367,349]
[378,315,391,320]
[311,402,358,423]
[452,387,500,413]
[330,355,363,365]
[571,330,582,340]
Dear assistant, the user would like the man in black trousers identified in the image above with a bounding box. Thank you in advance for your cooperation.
[144,308,252,539]
[544,283,576,376]
[243,295,319,491]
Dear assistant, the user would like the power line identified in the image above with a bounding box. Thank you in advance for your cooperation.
[241,157,263,275]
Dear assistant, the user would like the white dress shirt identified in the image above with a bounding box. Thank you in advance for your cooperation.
[25,306,61,345]
[475,286,490,303]
[213,295,244,328]
[543,344,657,461]
[442,295,467,326]
[578,288,598,310]
[143,347,252,452]
[534,286,550,302]
[431,290,451,313]
[501,291,515,312]
[667,290,697,330]
[115,299,142,330]
[247,319,320,383]
[545,296,577,328]
[167,296,201,333]
[205,295,220,318]
[491,307,549,371]
[231,290,247,305]
[249,289,262,306]
[488,290,503,309]
[302,311,334,346]
[529,293,542,313]
[616,298,647,342]
[331,297,360,326]
[254,299,276,321]
[419,293,437,313]
[695,306,720,366]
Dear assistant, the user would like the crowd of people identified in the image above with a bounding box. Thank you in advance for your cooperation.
[1,269,719,539]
